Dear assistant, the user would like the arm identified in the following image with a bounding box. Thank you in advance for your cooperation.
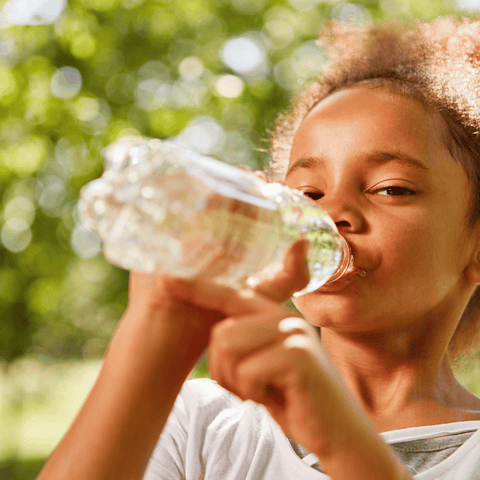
[37,240,311,480]
[37,273,215,480]
[38,238,409,480]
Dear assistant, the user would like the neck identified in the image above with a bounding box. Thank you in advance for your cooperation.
[320,327,479,431]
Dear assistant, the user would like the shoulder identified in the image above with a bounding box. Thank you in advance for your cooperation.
[164,378,282,453]
[180,378,237,401]
[171,378,279,442]
[148,379,313,480]
[176,378,271,425]
[178,378,243,413]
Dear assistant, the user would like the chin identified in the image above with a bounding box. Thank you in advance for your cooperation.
[294,296,366,330]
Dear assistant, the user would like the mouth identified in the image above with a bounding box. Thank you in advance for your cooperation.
[315,267,366,293]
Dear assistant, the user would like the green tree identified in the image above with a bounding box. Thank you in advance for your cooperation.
[0,0,472,364]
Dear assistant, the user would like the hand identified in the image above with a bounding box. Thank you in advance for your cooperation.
[209,305,334,452]
[205,286,351,459]
[168,241,412,480]
[164,239,347,457]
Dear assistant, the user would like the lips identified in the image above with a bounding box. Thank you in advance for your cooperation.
[316,267,365,293]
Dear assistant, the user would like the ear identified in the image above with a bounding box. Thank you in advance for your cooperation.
[464,249,480,285]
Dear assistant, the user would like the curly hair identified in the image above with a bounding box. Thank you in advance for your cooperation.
[267,17,480,357]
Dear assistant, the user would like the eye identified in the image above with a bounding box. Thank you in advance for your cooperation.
[302,191,324,201]
[376,186,416,196]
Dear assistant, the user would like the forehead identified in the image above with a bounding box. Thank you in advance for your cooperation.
[289,86,454,174]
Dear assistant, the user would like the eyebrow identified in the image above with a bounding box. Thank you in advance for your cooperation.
[285,151,431,178]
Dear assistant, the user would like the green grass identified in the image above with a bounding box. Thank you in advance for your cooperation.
[0,358,104,462]
[0,355,210,478]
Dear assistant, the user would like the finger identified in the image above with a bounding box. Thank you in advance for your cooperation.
[237,165,267,182]
[162,276,280,318]
[226,331,318,408]
[208,314,304,391]
[253,170,267,182]
[231,337,326,452]
[246,239,310,303]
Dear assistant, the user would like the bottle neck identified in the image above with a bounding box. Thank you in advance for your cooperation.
[324,235,354,284]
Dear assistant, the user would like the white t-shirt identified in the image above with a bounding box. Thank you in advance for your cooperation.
[143,378,480,479]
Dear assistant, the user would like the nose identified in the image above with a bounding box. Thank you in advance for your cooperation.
[319,192,365,233]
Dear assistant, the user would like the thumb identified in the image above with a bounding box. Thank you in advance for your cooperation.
[246,239,310,303]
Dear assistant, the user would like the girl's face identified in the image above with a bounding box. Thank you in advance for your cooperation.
[286,87,480,337]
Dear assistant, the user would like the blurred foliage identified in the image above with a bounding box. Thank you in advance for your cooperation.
[0,0,480,476]
[0,0,477,367]
[0,457,45,479]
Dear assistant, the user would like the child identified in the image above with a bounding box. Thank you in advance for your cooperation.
[38,17,480,479]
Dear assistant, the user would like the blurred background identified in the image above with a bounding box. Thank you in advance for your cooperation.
[0,0,479,477]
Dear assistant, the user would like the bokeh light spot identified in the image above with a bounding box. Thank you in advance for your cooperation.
[1,218,32,252]
[456,0,480,9]
[2,0,66,25]
[70,33,97,59]
[4,137,49,175]
[50,67,82,99]
[216,130,255,167]
[274,41,326,91]
[135,79,170,111]
[170,79,207,107]
[71,225,102,259]
[36,175,67,210]
[0,39,18,64]
[179,56,204,80]
[175,117,224,154]
[74,97,100,122]
[4,196,36,226]
[263,19,295,49]
[221,36,266,75]
[27,278,63,315]
[331,3,371,23]
[0,68,18,103]
[215,74,245,98]
[148,108,189,136]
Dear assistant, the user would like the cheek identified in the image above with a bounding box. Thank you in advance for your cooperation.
[377,207,441,268]
[378,212,465,306]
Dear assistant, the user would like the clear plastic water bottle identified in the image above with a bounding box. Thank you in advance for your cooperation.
[79,137,356,296]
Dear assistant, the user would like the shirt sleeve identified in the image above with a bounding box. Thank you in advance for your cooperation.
[142,388,189,479]
[142,378,259,480]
